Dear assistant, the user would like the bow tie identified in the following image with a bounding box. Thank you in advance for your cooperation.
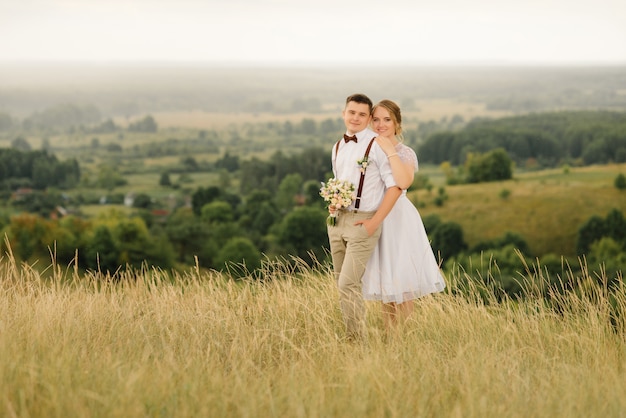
[343,134,357,143]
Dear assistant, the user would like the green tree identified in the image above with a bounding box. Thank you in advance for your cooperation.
[181,156,198,172]
[191,186,222,216]
[58,158,80,189]
[588,237,626,282]
[241,190,279,235]
[275,173,303,212]
[209,223,246,249]
[105,216,173,270]
[605,209,626,245]
[243,190,274,217]
[145,228,176,270]
[159,171,172,187]
[128,115,157,133]
[615,173,626,190]
[251,201,279,235]
[85,225,120,272]
[320,118,338,134]
[472,231,531,256]
[23,103,101,130]
[97,164,128,190]
[465,148,513,183]
[201,201,234,224]
[277,206,328,265]
[165,207,210,264]
[132,193,153,209]
[93,118,117,133]
[430,221,467,261]
[303,179,324,207]
[215,151,240,172]
[12,190,63,217]
[106,143,123,152]
[214,237,262,277]
[1,213,52,261]
[217,169,232,189]
[582,139,608,164]
[576,215,607,255]
[58,215,91,265]
[298,118,317,134]
[422,214,443,235]
[114,218,152,268]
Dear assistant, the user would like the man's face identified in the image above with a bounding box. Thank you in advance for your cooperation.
[342,101,371,135]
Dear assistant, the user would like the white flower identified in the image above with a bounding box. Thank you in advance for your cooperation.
[357,157,369,174]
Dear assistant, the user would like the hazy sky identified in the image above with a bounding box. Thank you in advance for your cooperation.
[1,0,625,64]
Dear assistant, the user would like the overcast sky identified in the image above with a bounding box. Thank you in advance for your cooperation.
[1,0,625,65]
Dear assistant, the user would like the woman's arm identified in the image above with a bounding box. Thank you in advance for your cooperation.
[355,186,402,236]
[375,136,414,189]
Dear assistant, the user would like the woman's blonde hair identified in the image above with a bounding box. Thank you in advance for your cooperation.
[372,99,403,136]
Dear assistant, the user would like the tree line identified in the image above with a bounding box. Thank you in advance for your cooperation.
[0,103,159,135]
[2,179,623,294]
[419,110,626,168]
[0,148,80,192]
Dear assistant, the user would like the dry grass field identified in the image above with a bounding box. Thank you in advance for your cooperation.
[2,252,626,417]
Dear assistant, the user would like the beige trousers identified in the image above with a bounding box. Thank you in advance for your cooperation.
[327,210,381,340]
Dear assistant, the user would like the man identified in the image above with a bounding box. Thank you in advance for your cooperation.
[328,93,402,341]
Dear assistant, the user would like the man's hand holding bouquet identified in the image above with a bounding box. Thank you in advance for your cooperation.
[319,178,355,226]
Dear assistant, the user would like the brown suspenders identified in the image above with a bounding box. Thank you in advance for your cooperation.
[334,138,376,210]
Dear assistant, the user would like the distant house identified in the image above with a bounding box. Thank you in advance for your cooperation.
[11,188,33,201]
[151,209,170,223]
[124,192,135,207]
[49,206,68,220]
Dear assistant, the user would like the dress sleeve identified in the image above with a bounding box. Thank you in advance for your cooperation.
[397,144,418,171]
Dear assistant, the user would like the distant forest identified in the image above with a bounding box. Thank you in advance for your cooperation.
[420,110,626,167]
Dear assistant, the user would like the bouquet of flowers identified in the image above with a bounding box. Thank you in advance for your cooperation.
[319,178,356,226]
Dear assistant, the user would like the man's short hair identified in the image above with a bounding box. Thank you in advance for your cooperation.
[345,93,373,112]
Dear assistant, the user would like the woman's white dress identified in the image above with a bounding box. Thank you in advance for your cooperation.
[362,144,446,303]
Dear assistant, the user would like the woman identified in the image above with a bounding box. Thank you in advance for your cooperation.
[361,99,446,329]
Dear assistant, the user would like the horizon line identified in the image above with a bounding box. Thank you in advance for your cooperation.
[1,59,626,68]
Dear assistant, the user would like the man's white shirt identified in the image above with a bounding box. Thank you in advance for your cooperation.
[331,128,397,212]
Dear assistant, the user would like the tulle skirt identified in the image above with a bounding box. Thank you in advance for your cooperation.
[362,193,446,303]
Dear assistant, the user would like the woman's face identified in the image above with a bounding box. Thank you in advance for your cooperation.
[371,106,396,136]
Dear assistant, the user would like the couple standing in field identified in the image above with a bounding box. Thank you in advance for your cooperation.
[326,93,446,341]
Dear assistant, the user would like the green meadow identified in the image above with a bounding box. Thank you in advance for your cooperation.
[414,163,626,257]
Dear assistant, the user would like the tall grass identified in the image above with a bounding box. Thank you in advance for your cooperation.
[2,253,626,417]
